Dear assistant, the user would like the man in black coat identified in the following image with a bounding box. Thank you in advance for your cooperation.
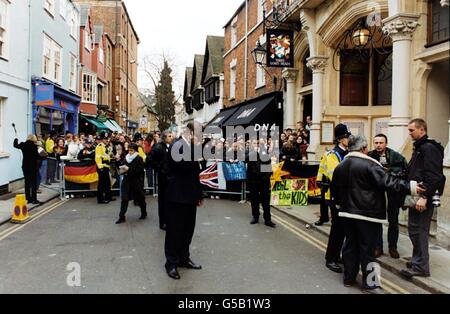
[368,134,408,259]
[146,130,174,230]
[332,135,424,292]
[401,119,445,279]
[13,134,42,204]
[115,143,147,224]
[164,123,203,280]
[246,139,276,228]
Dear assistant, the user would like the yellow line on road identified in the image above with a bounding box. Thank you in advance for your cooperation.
[272,213,410,294]
[0,199,68,241]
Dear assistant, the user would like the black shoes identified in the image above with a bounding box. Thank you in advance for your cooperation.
[344,279,356,287]
[314,219,329,226]
[98,200,110,204]
[265,221,276,228]
[250,217,259,225]
[115,217,126,224]
[389,248,400,259]
[31,200,43,205]
[179,259,202,270]
[160,224,167,231]
[326,261,343,273]
[400,268,430,279]
[139,213,148,220]
[373,248,384,258]
[165,265,181,280]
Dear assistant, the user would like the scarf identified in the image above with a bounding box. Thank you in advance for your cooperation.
[126,152,139,164]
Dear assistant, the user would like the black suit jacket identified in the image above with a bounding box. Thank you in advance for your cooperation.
[166,138,203,205]
[13,139,40,170]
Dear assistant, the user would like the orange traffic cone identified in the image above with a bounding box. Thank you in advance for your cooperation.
[11,194,31,224]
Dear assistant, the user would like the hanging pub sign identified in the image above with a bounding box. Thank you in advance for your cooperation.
[267,29,294,68]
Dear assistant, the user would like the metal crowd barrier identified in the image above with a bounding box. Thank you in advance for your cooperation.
[48,158,320,202]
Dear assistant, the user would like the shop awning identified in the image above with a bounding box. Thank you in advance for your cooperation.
[108,119,124,133]
[204,106,240,129]
[222,92,283,130]
[80,115,108,130]
[102,120,118,132]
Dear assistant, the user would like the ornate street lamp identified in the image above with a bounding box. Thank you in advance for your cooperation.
[352,21,372,47]
[252,40,267,66]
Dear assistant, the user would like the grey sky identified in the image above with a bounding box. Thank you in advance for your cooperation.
[124,0,243,96]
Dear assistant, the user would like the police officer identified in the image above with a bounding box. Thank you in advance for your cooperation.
[95,134,112,204]
[317,123,351,273]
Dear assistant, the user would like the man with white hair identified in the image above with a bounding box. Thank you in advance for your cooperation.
[331,135,425,292]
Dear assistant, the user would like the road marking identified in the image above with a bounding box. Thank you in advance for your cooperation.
[272,213,410,294]
[0,199,68,241]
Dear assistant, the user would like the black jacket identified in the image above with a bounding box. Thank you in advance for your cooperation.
[246,148,272,184]
[146,141,170,175]
[407,135,445,200]
[120,154,146,202]
[13,139,40,170]
[77,148,95,160]
[166,138,203,205]
[332,152,411,221]
[368,147,407,175]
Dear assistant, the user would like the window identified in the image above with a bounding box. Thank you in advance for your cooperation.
[427,0,450,46]
[339,49,393,106]
[0,0,8,59]
[69,10,77,39]
[0,97,4,152]
[69,54,77,92]
[59,0,66,19]
[82,73,97,103]
[257,0,265,24]
[231,17,238,47]
[45,0,55,16]
[215,80,220,97]
[99,47,104,64]
[302,51,313,86]
[42,35,63,84]
[340,50,370,106]
[230,60,237,99]
[84,29,91,51]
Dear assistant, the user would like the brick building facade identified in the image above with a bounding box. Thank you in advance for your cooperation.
[75,0,140,133]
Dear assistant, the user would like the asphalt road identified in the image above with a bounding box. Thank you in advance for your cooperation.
[0,196,427,294]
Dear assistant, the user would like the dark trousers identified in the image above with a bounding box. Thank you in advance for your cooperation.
[408,207,434,274]
[248,179,271,222]
[342,218,379,288]
[165,202,197,267]
[325,204,345,262]
[46,158,56,183]
[23,167,37,202]
[157,173,167,227]
[319,189,330,222]
[97,168,111,203]
[119,198,147,218]
[375,200,400,251]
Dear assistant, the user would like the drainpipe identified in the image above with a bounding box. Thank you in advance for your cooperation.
[27,0,33,134]
[244,0,248,100]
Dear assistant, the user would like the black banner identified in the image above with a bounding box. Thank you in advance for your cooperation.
[266,29,294,68]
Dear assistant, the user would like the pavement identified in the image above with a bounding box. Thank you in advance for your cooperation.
[272,203,450,294]
[0,197,371,294]
[0,183,61,226]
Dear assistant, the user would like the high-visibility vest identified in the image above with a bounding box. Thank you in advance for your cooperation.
[95,143,111,169]
[317,149,344,200]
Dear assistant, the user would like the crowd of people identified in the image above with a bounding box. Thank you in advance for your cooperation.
[12,116,446,287]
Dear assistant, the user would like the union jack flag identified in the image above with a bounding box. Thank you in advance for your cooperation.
[199,162,219,189]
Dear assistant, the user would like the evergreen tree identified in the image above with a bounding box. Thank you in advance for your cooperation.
[154,61,176,131]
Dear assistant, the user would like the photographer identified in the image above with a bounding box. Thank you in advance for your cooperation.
[368,134,407,259]
[77,139,95,160]
[401,119,446,279]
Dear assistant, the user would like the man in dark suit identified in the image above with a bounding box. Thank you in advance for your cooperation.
[164,122,204,280]
[146,131,174,230]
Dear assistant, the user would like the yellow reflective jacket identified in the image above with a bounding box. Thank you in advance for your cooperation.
[95,143,111,169]
[138,147,146,163]
[317,149,345,200]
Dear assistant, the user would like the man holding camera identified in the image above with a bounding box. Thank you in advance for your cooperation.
[368,134,408,259]
[401,119,445,278]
